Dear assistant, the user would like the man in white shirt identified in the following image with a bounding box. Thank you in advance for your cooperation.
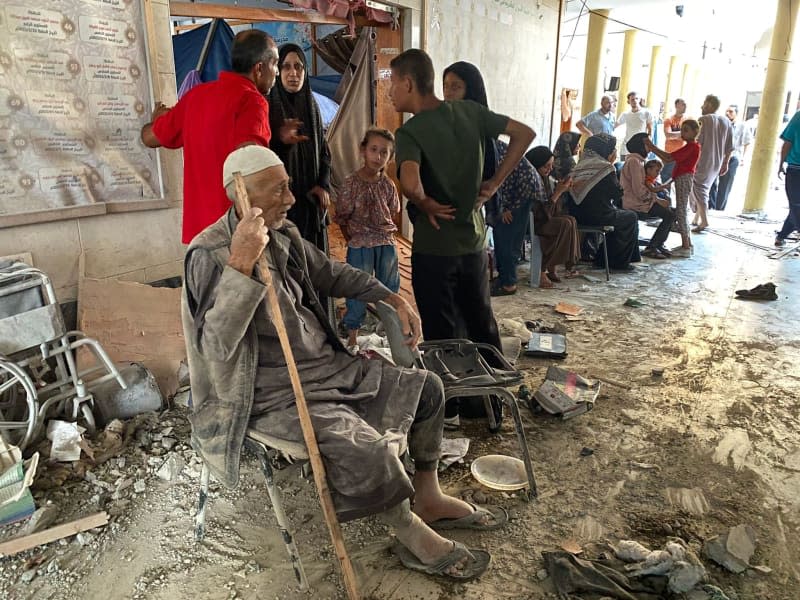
[616,91,653,159]
[709,105,752,211]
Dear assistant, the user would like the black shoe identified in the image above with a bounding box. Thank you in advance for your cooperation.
[657,245,673,257]
[642,247,667,259]
[491,283,517,296]
[735,282,778,300]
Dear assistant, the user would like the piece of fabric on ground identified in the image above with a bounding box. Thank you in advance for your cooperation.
[542,550,668,600]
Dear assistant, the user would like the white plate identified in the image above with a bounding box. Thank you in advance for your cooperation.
[470,454,528,491]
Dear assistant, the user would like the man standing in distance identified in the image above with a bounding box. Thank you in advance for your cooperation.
[709,105,751,211]
[690,94,733,231]
[141,30,303,244]
[577,95,616,137]
[389,49,534,375]
[616,91,653,160]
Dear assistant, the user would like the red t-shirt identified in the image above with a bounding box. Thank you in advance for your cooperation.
[670,141,700,179]
[153,72,271,243]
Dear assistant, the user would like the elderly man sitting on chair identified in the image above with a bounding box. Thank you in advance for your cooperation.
[182,145,506,580]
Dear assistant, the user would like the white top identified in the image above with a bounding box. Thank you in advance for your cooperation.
[616,109,653,146]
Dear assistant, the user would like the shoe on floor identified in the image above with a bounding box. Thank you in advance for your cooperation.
[657,246,673,257]
[775,236,786,247]
[491,283,517,296]
[735,282,778,300]
[642,247,667,259]
[670,247,693,258]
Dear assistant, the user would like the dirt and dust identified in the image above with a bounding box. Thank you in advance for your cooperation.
[1,216,798,599]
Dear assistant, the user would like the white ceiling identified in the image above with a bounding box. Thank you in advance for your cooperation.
[563,0,781,61]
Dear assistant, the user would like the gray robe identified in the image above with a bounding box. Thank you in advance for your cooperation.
[183,209,438,520]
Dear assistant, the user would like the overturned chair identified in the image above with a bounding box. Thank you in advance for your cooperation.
[193,300,537,590]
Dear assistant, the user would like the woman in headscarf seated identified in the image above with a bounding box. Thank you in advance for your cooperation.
[525,146,581,287]
[619,132,677,260]
[569,134,640,271]
[552,132,582,181]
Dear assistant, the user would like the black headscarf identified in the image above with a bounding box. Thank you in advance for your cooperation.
[625,132,649,158]
[268,43,331,249]
[584,133,617,159]
[442,61,500,222]
[526,146,554,170]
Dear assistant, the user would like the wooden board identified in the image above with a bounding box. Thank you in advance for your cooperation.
[78,277,184,397]
[0,512,108,557]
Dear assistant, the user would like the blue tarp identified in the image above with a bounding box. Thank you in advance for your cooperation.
[173,20,235,89]
[172,22,339,127]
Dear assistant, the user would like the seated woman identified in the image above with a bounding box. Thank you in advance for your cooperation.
[569,134,640,271]
[552,132,581,181]
[525,146,580,287]
[619,133,677,260]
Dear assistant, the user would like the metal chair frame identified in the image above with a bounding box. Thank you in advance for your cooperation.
[0,262,126,449]
[577,225,615,281]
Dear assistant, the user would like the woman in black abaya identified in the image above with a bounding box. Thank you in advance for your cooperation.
[268,43,332,253]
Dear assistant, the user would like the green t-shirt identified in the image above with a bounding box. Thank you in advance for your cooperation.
[395,100,509,256]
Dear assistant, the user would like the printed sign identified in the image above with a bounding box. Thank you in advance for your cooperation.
[0,0,160,218]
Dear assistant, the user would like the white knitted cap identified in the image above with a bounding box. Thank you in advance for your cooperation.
[222,145,283,189]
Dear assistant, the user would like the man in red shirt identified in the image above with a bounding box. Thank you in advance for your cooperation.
[141,30,286,243]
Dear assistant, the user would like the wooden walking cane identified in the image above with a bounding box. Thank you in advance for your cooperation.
[232,173,360,600]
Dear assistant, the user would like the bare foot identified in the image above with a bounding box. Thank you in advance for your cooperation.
[395,515,468,575]
[539,272,554,288]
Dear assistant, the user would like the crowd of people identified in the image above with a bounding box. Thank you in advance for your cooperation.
[139,29,800,584]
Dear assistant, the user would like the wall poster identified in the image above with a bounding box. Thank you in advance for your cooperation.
[0,0,163,226]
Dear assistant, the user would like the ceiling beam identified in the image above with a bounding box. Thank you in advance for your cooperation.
[169,2,348,25]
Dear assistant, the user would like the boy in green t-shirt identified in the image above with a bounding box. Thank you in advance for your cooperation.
[389,48,534,416]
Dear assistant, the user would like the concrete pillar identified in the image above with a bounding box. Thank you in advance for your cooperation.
[680,63,690,99]
[580,9,610,122]
[646,45,663,116]
[618,29,638,100]
[690,67,701,113]
[744,0,800,212]
[664,55,680,114]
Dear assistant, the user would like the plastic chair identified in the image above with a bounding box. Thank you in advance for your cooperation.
[528,213,544,288]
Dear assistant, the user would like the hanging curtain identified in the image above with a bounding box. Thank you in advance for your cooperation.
[326,27,376,192]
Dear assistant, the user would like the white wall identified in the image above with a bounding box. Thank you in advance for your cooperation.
[0,0,185,302]
[425,0,561,144]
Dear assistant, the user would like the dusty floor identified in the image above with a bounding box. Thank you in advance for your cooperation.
[1,185,799,599]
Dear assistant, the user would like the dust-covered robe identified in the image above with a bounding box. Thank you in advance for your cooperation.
[182,208,437,520]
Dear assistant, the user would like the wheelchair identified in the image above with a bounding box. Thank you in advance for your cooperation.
[0,262,126,450]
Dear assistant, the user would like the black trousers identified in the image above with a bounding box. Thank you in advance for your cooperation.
[637,203,676,250]
[411,250,503,419]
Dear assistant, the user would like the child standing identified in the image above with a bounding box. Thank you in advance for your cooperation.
[645,120,701,257]
[334,128,401,350]
[644,158,672,202]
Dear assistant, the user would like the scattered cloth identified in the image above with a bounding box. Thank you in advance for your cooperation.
[624,297,646,308]
[543,550,667,600]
